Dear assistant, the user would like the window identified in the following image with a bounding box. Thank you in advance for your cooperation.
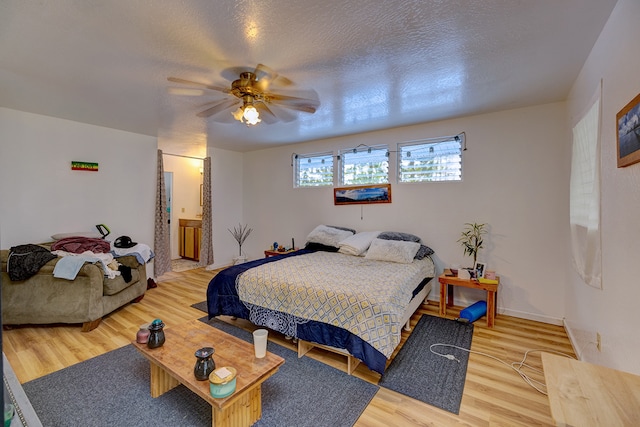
[294,152,334,187]
[397,136,463,182]
[339,145,389,185]
[570,86,601,289]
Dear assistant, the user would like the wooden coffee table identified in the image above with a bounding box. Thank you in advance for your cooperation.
[132,318,284,427]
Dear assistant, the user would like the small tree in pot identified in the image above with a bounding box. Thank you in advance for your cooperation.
[457,222,487,267]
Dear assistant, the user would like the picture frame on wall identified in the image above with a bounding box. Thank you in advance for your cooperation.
[616,92,640,168]
[474,261,486,279]
[334,183,392,205]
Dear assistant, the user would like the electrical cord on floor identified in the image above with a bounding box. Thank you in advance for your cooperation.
[429,343,576,395]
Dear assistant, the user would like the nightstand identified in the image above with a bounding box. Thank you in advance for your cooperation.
[438,273,500,327]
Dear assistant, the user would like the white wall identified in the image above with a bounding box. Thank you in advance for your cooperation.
[162,155,203,260]
[565,0,640,375]
[205,146,244,269]
[241,102,570,324]
[0,108,156,273]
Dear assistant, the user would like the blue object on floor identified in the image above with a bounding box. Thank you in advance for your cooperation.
[459,300,487,323]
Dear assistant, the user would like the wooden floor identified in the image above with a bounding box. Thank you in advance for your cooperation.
[2,267,574,426]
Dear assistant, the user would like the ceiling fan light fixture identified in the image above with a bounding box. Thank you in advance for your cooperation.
[243,104,261,125]
[232,107,245,122]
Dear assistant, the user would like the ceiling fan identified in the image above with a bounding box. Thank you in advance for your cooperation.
[167,64,320,126]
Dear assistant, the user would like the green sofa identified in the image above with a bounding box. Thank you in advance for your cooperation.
[1,249,147,331]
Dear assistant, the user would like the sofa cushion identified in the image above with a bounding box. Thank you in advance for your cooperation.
[103,268,140,296]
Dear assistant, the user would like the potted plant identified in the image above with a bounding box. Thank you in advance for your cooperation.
[457,222,487,267]
[228,223,252,265]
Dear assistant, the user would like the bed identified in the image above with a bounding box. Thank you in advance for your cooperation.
[206,227,435,374]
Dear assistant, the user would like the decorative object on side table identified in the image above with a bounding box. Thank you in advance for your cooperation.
[209,366,238,398]
[136,323,150,344]
[228,223,253,265]
[457,222,487,268]
[194,347,216,380]
[147,319,166,348]
[473,261,486,279]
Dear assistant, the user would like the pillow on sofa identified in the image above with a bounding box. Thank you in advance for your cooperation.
[365,238,420,264]
[305,225,355,249]
[51,231,101,240]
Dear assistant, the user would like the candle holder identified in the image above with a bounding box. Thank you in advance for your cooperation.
[194,347,216,380]
[147,319,165,349]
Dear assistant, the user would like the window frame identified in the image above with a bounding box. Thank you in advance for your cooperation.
[396,135,463,183]
[293,151,335,188]
[338,144,390,186]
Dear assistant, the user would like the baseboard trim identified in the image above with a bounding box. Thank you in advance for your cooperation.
[497,307,564,325]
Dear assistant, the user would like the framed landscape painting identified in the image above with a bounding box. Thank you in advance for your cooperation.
[334,184,391,205]
[617,92,640,168]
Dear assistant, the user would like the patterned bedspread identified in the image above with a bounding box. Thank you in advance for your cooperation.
[237,251,435,358]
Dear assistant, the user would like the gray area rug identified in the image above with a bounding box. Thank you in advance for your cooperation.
[191,300,208,313]
[378,314,474,414]
[23,317,378,427]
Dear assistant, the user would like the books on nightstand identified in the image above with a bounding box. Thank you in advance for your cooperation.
[478,278,499,285]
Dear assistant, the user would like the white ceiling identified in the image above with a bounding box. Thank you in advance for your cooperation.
[0,1,617,156]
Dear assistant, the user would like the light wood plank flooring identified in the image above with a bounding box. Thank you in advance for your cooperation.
[2,267,574,426]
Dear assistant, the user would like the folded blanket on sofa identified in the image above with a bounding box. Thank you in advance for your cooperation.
[111,243,154,264]
[51,237,111,254]
[52,250,119,280]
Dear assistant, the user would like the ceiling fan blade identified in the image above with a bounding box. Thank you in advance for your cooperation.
[268,92,320,114]
[254,103,279,124]
[269,101,317,114]
[262,103,297,122]
[196,98,241,118]
[254,63,294,91]
[268,89,319,104]
[167,87,205,96]
[167,77,229,93]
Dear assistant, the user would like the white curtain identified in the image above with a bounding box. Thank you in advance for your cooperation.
[154,150,171,277]
[569,83,602,289]
[199,156,214,267]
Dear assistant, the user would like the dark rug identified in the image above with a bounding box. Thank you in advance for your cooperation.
[378,314,474,414]
[191,300,208,313]
[23,318,378,427]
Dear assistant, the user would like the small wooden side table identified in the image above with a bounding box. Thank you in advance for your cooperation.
[438,274,500,327]
[264,249,294,258]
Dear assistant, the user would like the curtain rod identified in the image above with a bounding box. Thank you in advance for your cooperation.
[162,152,205,160]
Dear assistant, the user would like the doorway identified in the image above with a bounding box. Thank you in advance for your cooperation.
[163,171,173,257]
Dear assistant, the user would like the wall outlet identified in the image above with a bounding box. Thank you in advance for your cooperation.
[596,332,602,351]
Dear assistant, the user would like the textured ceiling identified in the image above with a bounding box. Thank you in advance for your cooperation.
[0,1,617,156]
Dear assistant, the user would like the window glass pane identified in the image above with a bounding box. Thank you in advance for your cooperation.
[339,146,389,185]
[397,136,462,182]
[295,152,334,187]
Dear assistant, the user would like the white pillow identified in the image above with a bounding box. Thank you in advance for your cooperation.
[306,225,354,248]
[338,231,380,256]
[365,238,420,264]
[51,231,101,240]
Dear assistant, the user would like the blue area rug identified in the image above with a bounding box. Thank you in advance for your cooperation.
[23,317,378,427]
[378,314,474,414]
